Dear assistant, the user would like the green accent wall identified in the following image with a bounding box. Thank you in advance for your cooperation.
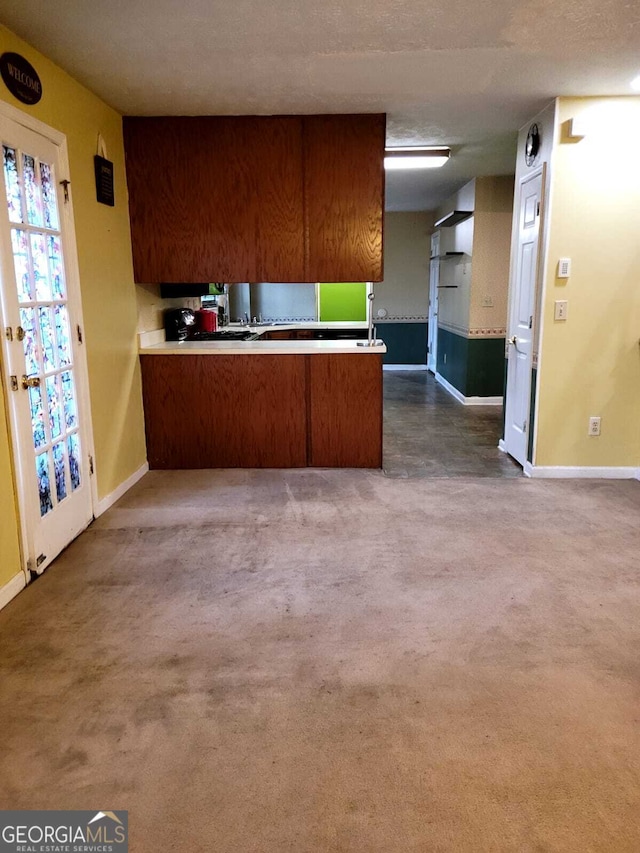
[436,327,506,397]
[376,323,428,364]
[318,283,367,322]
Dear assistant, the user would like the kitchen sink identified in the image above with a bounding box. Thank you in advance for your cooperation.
[190,329,259,341]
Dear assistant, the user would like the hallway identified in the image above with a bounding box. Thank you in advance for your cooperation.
[383,370,522,478]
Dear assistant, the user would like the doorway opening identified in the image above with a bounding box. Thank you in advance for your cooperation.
[382,370,520,478]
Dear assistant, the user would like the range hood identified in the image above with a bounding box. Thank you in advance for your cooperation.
[434,210,473,228]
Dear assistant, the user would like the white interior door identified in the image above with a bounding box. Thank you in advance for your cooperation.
[427,232,440,373]
[504,171,542,465]
[0,110,94,576]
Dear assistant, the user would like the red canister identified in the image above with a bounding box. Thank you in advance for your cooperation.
[196,309,217,333]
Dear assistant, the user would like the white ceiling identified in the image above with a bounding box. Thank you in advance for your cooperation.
[1,0,638,210]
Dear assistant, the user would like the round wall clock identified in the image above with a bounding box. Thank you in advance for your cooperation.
[525,123,540,166]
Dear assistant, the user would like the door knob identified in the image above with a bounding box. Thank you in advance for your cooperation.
[21,374,40,389]
[509,335,517,345]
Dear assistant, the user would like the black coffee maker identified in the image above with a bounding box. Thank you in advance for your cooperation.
[164,308,196,341]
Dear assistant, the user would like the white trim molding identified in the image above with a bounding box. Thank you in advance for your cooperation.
[375,317,428,323]
[524,463,640,479]
[437,321,506,339]
[0,99,66,144]
[0,572,26,613]
[95,462,149,517]
[465,395,503,407]
[436,373,503,406]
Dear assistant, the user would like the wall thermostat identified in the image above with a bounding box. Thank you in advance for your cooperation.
[557,258,571,278]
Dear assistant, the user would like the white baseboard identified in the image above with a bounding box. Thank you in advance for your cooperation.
[498,439,508,453]
[465,395,503,406]
[435,373,503,406]
[0,572,26,612]
[435,373,465,403]
[383,364,428,371]
[524,462,640,479]
[95,461,149,517]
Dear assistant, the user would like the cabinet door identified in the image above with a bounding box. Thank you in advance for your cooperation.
[123,116,305,283]
[307,354,383,467]
[303,115,386,283]
[140,355,307,468]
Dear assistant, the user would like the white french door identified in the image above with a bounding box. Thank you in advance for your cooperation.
[0,108,94,577]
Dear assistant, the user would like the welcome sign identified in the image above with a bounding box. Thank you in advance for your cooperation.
[0,53,42,105]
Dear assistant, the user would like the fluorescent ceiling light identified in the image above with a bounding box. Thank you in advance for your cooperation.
[631,74,640,91]
[384,146,450,170]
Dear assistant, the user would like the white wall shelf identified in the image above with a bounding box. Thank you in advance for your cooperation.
[434,210,473,228]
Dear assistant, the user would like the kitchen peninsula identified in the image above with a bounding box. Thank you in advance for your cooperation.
[128,112,387,470]
[139,332,385,469]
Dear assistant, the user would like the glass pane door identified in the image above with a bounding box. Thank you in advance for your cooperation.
[0,113,92,576]
[3,143,83,519]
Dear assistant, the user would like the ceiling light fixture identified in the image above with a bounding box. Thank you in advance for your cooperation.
[384,146,450,171]
[631,74,640,91]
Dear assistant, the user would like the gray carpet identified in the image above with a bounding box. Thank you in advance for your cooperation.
[1,469,639,852]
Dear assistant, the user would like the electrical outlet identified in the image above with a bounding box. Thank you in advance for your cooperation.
[554,300,568,321]
[588,416,601,436]
[482,295,494,307]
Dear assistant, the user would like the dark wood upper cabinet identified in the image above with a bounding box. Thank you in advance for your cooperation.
[123,113,385,284]
[303,114,386,283]
[124,116,305,283]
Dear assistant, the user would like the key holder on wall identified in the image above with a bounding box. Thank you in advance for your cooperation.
[94,133,115,206]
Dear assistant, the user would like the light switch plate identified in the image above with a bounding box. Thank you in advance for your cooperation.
[558,258,571,278]
[554,300,568,321]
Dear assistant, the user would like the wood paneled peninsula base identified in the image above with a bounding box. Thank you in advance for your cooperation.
[139,342,385,469]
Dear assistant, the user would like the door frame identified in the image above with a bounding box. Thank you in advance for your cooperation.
[501,162,549,465]
[428,231,440,373]
[0,99,97,581]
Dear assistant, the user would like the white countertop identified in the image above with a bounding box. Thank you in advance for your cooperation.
[138,321,374,350]
[140,339,386,355]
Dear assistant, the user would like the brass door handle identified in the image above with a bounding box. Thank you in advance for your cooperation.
[22,375,40,389]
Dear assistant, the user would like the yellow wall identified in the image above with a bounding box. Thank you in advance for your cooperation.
[536,97,640,467]
[0,26,147,588]
[469,176,514,332]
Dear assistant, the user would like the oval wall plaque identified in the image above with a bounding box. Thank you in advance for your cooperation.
[0,52,42,105]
